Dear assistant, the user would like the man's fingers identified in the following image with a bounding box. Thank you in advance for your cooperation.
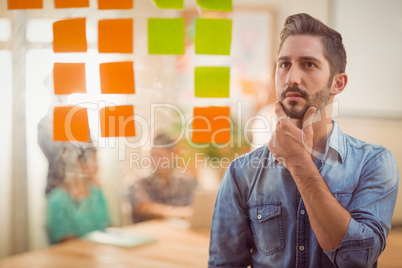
[274,101,287,122]
[302,106,317,129]
[301,107,316,155]
[274,101,286,117]
[268,129,277,150]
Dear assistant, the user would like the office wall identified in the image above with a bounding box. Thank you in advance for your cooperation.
[230,0,331,54]
[332,0,402,117]
[333,0,402,224]
[0,51,12,258]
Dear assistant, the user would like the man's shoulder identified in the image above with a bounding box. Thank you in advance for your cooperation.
[172,174,197,187]
[131,175,157,190]
[343,132,389,155]
[342,132,397,171]
[342,132,399,188]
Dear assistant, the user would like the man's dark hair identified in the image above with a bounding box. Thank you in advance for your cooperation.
[279,13,347,77]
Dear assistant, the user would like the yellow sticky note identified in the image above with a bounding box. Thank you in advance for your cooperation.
[53,18,87,53]
[152,0,183,9]
[192,106,231,143]
[196,0,232,11]
[195,67,230,98]
[98,19,133,53]
[100,105,135,137]
[53,106,89,142]
[53,63,86,95]
[100,62,135,94]
[148,18,184,55]
[195,18,232,55]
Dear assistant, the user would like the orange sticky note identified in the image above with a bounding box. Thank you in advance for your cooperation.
[98,19,133,53]
[8,0,43,9]
[98,0,133,10]
[53,63,86,95]
[100,62,134,94]
[53,18,87,53]
[192,106,230,143]
[100,105,135,137]
[55,0,89,8]
[53,106,89,142]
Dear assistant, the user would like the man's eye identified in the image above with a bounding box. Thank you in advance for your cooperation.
[305,62,316,68]
[279,62,289,68]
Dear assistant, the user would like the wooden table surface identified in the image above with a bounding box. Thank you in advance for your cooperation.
[378,228,402,268]
[1,221,401,268]
[0,220,210,268]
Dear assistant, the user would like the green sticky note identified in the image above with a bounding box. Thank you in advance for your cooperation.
[195,18,232,55]
[196,0,232,11]
[195,67,230,98]
[152,0,183,9]
[148,18,184,55]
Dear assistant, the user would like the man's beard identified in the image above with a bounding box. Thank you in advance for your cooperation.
[277,85,330,119]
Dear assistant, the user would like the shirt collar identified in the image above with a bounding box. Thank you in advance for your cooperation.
[319,121,346,165]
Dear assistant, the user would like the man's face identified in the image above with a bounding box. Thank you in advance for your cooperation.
[276,35,332,119]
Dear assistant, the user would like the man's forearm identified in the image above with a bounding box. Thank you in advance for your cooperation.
[288,159,351,252]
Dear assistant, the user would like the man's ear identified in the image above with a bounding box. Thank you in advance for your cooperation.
[330,73,348,95]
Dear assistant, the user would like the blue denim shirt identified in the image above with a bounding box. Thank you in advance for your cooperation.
[209,123,399,268]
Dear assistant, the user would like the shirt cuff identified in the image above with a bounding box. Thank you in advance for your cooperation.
[324,218,375,263]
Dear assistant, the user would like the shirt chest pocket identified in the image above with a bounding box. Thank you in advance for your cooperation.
[249,203,284,256]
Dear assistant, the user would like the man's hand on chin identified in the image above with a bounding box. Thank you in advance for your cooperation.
[268,101,316,169]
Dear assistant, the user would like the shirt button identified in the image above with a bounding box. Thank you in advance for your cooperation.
[257,214,262,220]
[300,210,305,215]
[299,246,305,251]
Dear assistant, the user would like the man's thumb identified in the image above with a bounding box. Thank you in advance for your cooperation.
[301,107,317,155]
[302,107,317,130]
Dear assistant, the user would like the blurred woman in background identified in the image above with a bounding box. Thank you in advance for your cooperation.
[46,144,110,244]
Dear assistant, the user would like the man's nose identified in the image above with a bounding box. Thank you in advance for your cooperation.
[286,65,301,86]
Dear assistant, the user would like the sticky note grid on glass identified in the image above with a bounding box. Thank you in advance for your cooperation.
[196,0,232,11]
[55,0,89,8]
[100,105,135,137]
[98,0,133,9]
[98,19,133,54]
[152,0,183,9]
[192,106,231,143]
[195,18,232,55]
[8,0,43,9]
[53,18,87,52]
[148,18,184,55]
[195,67,230,98]
[53,106,89,142]
[53,63,87,95]
[100,62,135,94]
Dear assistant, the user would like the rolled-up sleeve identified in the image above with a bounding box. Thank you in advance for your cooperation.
[325,149,399,267]
[208,160,254,268]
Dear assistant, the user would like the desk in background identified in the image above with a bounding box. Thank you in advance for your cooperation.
[1,220,401,268]
[0,220,210,268]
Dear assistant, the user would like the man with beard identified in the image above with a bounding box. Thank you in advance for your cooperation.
[208,13,399,268]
